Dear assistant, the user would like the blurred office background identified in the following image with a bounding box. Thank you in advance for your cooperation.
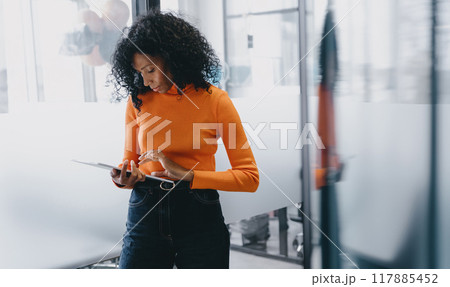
[0,0,449,268]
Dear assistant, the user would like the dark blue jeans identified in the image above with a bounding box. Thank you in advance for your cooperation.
[118,179,230,269]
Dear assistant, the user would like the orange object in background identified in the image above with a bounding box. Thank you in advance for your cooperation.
[101,0,130,31]
[315,84,341,189]
[77,9,105,66]
[76,0,130,67]
[314,10,341,190]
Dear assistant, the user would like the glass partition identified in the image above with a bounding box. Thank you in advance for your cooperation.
[437,0,450,269]
[311,0,434,268]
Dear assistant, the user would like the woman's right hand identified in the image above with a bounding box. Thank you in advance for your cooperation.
[110,160,146,189]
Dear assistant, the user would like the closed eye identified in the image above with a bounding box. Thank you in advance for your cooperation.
[139,68,154,77]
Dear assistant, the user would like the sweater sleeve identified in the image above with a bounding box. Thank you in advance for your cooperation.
[121,97,141,165]
[190,93,259,192]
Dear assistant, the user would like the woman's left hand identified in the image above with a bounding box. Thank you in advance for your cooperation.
[138,150,194,181]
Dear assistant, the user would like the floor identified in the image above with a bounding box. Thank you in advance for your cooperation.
[229,250,301,269]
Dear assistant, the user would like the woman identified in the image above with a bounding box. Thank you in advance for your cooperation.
[110,10,259,269]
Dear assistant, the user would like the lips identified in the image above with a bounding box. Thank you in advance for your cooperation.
[152,86,160,92]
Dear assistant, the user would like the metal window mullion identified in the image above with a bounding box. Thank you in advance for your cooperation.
[22,0,40,103]
[81,65,97,102]
[298,0,312,269]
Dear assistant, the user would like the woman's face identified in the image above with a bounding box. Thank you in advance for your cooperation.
[132,53,173,93]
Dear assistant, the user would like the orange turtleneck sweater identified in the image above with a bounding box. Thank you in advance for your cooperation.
[118,84,259,192]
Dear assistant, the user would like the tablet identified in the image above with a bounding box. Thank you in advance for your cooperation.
[72,159,175,183]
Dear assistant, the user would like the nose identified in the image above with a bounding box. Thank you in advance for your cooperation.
[142,74,152,87]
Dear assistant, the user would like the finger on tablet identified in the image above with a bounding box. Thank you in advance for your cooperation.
[120,160,128,180]
[110,168,118,177]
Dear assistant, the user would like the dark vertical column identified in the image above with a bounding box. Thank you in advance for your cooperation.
[278,207,289,256]
[298,0,312,269]
[320,185,340,268]
[148,0,160,11]
[429,0,438,269]
[132,0,160,21]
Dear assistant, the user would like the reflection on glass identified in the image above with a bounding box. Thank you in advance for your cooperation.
[309,0,447,268]
[437,0,450,104]
[29,0,131,103]
[318,0,433,103]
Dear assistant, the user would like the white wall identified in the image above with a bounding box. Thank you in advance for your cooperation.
[0,103,128,268]
[0,0,6,70]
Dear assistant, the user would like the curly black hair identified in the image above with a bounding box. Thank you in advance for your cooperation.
[111,10,221,112]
